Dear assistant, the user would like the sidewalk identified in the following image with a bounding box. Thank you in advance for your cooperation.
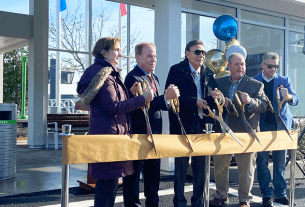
[0,138,305,206]
[0,138,87,198]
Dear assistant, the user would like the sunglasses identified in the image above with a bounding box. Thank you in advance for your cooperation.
[190,50,206,56]
[264,63,279,69]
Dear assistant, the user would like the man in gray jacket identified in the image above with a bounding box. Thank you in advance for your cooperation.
[210,53,268,207]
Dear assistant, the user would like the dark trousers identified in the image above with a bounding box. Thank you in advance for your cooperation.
[174,117,206,207]
[123,159,161,207]
[94,178,118,207]
[173,156,206,207]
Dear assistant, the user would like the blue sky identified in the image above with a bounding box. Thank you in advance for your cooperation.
[0,0,29,14]
[0,0,156,95]
[1,0,216,95]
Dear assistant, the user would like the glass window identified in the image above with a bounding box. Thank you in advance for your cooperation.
[0,0,29,14]
[49,0,57,49]
[92,0,121,50]
[130,5,154,70]
[48,51,82,97]
[241,10,284,27]
[288,32,305,116]
[49,0,88,52]
[289,19,305,31]
[120,57,128,81]
[181,13,218,58]
[240,23,284,77]
[182,0,236,17]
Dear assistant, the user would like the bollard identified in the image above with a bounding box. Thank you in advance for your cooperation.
[61,164,69,207]
[60,124,73,207]
[204,155,210,207]
[289,149,296,207]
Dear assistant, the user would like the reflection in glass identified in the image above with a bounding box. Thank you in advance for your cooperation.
[288,32,305,116]
[181,13,218,59]
[48,51,83,99]
[289,19,305,31]
[241,10,284,26]
[241,23,284,77]
[48,51,83,114]
[182,1,236,17]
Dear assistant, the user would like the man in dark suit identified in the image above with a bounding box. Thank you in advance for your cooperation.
[165,39,219,207]
[253,52,299,207]
[124,42,180,207]
[210,53,268,207]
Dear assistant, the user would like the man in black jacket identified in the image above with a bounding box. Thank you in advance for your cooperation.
[165,39,219,207]
[124,42,180,207]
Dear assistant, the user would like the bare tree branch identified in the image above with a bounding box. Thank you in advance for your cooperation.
[49,0,143,72]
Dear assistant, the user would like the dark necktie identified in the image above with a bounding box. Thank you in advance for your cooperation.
[147,74,157,93]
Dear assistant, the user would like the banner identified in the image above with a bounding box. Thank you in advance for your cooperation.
[62,130,298,164]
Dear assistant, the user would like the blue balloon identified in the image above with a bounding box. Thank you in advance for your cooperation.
[213,15,238,41]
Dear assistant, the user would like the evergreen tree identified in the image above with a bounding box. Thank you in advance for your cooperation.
[3,48,28,112]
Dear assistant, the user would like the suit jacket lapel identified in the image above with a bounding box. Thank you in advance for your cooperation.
[236,75,250,92]
[272,73,280,110]
[135,65,159,97]
[257,72,263,82]
[218,76,230,98]
[180,59,196,84]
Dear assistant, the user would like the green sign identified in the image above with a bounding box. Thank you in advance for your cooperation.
[0,120,17,124]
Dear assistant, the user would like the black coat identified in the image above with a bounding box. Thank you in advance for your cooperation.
[124,65,168,134]
[165,58,220,134]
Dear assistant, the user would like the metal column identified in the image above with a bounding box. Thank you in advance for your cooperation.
[289,149,296,207]
[204,155,211,207]
[61,164,70,207]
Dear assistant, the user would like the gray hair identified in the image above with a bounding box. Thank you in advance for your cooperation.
[262,52,279,64]
[227,53,245,64]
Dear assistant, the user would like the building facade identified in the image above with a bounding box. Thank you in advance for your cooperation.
[0,0,304,153]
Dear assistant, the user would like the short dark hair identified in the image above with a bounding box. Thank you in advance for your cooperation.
[135,42,156,56]
[92,37,120,58]
[185,39,204,53]
[185,39,204,58]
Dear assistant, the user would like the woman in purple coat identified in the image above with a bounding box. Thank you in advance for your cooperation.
[76,37,153,207]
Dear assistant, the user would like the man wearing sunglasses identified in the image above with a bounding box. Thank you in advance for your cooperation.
[253,52,299,207]
[165,39,219,207]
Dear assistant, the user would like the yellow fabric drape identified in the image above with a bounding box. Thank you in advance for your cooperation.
[62,130,297,164]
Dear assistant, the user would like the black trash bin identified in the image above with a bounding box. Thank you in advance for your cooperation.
[0,103,17,180]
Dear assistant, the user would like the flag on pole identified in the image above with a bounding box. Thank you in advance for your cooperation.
[60,0,67,12]
[120,3,127,17]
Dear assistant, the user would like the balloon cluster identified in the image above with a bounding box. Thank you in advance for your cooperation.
[204,15,247,78]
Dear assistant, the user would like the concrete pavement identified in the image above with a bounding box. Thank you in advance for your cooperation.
[0,139,305,206]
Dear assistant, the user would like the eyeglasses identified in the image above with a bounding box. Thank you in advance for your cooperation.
[264,63,279,69]
[190,50,206,56]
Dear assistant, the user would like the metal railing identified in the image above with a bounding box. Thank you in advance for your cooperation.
[48,99,89,114]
